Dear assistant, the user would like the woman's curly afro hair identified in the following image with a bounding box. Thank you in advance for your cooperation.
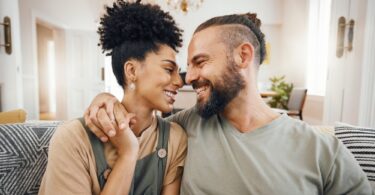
[97,0,183,88]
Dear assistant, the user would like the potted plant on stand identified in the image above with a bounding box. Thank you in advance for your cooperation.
[267,75,293,109]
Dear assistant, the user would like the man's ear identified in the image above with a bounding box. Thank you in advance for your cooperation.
[233,42,254,69]
[124,60,139,82]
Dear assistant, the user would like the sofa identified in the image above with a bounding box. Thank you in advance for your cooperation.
[0,121,61,194]
[0,121,374,194]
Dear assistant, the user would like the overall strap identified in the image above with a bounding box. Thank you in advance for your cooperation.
[156,116,170,150]
[155,116,170,194]
[78,118,108,190]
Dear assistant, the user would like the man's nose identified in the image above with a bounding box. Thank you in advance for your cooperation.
[185,66,198,85]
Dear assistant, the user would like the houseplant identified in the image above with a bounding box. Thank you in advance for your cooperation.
[267,75,293,109]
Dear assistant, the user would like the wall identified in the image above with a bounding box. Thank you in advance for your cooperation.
[278,0,309,88]
[18,0,103,119]
[0,0,23,111]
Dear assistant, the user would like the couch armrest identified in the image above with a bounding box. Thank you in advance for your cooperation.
[0,109,27,124]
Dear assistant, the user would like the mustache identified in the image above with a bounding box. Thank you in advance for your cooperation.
[192,79,211,90]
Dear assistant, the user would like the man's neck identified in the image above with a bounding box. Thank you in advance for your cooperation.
[222,86,279,133]
[122,93,154,137]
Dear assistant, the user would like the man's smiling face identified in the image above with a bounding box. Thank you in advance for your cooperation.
[186,26,245,118]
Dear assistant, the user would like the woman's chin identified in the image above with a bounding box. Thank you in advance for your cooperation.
[158,104,173,114]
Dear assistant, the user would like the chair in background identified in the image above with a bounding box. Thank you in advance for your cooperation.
[273,88,307,120]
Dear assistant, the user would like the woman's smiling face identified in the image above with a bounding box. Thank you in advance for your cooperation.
[133,44,183,113]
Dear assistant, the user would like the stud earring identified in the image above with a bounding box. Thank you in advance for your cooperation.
[129,82,135,90]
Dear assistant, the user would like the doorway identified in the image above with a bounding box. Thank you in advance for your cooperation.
[36,23,55,120]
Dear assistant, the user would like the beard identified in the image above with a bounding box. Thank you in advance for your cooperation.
[192,57,246,119]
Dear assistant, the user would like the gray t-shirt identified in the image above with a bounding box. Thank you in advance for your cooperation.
[168,107,373,195]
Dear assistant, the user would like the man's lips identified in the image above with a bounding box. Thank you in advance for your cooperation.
[192,80,211,99]
[195,85,209,97]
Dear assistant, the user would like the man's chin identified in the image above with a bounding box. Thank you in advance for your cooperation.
[196,102,216,119]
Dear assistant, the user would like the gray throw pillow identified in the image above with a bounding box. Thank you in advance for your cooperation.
[0,122,61,195]
[335,123,375,189]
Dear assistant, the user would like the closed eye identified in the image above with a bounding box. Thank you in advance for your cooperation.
[196,60,206,67]
[165,68,173,74]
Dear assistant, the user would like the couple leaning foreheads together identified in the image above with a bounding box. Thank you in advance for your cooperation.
[38,0,373,195]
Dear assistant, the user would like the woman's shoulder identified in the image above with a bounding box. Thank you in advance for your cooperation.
[168,121,187,149]
[51,119,89,147]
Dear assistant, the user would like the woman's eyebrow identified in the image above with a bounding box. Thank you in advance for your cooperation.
[162,59,177,67]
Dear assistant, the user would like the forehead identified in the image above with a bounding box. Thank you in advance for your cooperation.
[188,26,226,61]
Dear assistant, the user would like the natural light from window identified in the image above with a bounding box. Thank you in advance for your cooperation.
[306,0,332,96]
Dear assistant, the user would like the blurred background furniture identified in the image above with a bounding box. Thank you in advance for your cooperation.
[260,91,277,98]
[0,109,27,124]
[273,88,308,120]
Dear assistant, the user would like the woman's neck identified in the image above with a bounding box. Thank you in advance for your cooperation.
[122,93,154,137]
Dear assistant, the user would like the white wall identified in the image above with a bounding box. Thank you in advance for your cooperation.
[278,0,309,88]
[0,0,23,111]
[18,0,103,119]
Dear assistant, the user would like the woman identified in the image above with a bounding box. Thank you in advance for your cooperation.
[39,1,187,194]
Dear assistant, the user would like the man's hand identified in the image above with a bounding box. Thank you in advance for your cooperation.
[84,93,136,142]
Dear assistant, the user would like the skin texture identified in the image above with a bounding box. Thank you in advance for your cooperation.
[186,28,246,119]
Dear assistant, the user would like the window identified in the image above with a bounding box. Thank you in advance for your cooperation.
[306,0,332,96]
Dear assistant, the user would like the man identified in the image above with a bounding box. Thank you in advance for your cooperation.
[86,13,373,194]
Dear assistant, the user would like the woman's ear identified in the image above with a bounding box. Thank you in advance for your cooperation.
[234,42,254,69]
[124,60,138,83]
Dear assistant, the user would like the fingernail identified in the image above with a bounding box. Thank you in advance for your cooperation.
[120,123,126,130]
[108,130,116,137]
[100,137,108,142]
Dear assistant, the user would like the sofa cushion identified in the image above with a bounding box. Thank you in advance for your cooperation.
[0,121,61,195]
[0,109,27,124]
[335,123,375,188]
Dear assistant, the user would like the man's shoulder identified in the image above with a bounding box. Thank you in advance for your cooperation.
[173,106,199,119]
[167,106,200,123]
[275,116,340,154]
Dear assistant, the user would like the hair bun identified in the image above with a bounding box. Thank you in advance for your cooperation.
[98,0,182,54]
[243,13,262,28]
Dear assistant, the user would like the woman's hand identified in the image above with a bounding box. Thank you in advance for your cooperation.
[84,93,136,142]
[97,108,139,156]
